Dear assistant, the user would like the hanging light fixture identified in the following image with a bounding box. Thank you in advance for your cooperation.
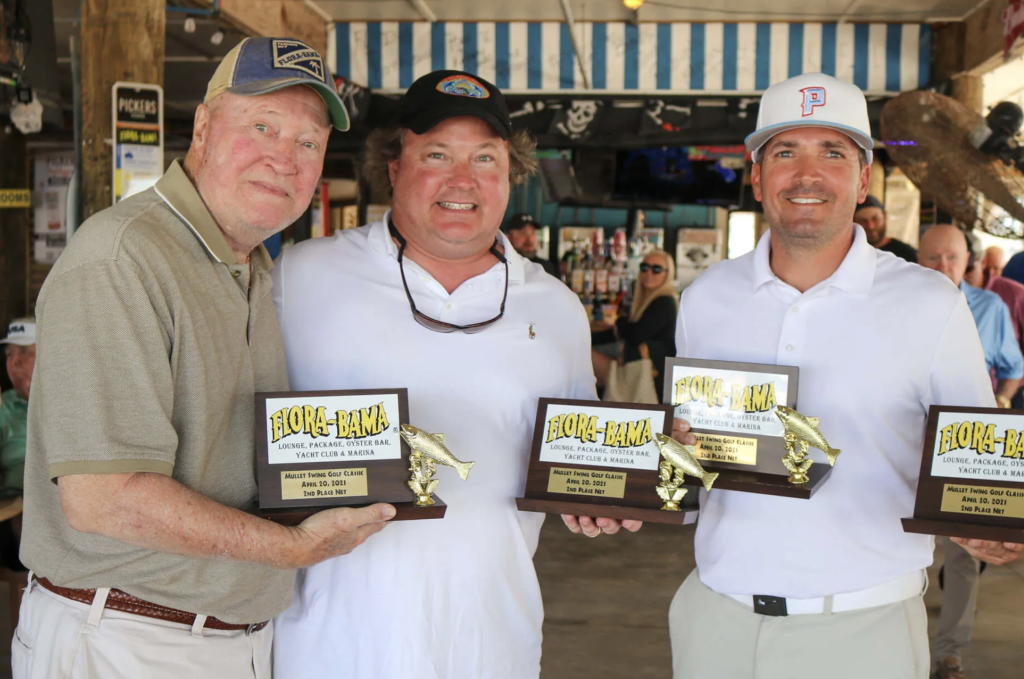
[210,29,225,46]
[623,0,644,9]
[184,17,196,34]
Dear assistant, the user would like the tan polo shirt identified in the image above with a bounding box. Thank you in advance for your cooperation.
[21,161,293,624]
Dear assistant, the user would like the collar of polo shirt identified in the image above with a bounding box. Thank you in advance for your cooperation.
[752,224,877,295]
[154,161,274,271]
[368,209,528,285]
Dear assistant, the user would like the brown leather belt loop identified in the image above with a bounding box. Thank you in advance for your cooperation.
[33,576,268,634]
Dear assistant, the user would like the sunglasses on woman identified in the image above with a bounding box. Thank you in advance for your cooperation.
[639,263,665,274]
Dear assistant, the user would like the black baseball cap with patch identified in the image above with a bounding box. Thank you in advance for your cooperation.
[399,70,511,140]
[504,214,537,232]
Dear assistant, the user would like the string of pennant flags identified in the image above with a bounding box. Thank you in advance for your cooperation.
[329,21,931,96]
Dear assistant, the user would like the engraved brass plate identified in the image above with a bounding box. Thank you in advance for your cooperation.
[692,433,758,466]
[547,467,627,499]
[280,468,368,500]
[940,483,1024,520]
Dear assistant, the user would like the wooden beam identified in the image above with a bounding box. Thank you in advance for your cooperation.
[193,0,328,55]
[80,0,166,220]
[934,0,1024,81]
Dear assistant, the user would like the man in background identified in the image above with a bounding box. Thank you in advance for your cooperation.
[0,318,34,570]
[853,195,917,262]
[964,242,1024,407]
[920,225,1023,407]
[0,318,33,495]
[918,224,1023,679]
[505,213,559,277]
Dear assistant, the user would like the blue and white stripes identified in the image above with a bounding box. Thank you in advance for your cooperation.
[330,21,931,95]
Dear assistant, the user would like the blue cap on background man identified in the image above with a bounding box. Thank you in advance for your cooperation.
[204,37,350,131]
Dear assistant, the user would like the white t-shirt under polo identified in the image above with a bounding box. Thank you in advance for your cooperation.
[677,225,994,599]
[270,215,596,679]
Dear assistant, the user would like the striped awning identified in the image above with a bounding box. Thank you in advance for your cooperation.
[329,22,931,96]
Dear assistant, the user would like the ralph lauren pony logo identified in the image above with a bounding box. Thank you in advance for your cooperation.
[272,40,325,82]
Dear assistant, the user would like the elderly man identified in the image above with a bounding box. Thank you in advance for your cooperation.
[667,73,1021,679]
[0,318,34,495]
[16,38,393,679]
[0,318,34,572]
[271,70,632,678]
[918,224,1023,679]
[505,212,559,277]
[919,225,1023,407]
[853,194,917,262]
[964,244,1024,404]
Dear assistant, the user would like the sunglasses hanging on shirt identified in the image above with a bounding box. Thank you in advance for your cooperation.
[388,220,509,334]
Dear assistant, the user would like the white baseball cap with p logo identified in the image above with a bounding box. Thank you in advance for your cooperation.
[745,73,873,164]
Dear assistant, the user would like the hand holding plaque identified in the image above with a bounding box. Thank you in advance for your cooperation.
[903,406,1024,543]
[516,399,709,524]
[254,389,467,524]
[664,358,836,499]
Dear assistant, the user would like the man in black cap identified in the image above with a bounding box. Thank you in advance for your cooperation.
[853,195,918,262]
[270,69,636,679]
[505,213,559,277]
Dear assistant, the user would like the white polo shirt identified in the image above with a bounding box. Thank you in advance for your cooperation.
[270,214,596,679]
[677,225,994,599]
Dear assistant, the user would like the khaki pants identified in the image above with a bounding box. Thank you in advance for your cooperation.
[668,570,930,679]
[12,577,272,679]
[932,536,980,662]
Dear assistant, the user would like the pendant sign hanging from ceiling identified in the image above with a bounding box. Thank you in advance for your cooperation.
[111,82,164,204]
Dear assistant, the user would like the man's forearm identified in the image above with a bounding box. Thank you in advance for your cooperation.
[58,472,303,569]
[995,378,1021,406]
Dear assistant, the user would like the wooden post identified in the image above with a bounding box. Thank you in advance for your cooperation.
[951,74,984,114]
[0,123,29,329]
[80,0,165,221]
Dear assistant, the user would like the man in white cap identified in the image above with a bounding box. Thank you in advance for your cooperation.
[667,73,1022,679]
[0,318,35,495]
[16,38,391,679]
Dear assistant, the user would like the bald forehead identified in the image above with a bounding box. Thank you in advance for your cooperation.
[919,225,967,253]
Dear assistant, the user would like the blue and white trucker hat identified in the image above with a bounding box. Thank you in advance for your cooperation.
[204,37,349,131]
[745,73,873,164]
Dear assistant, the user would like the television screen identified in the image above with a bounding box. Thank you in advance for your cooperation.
[613,146,745,206]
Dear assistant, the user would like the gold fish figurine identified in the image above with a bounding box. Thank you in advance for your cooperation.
[400,425,475,480]
[774,406,841,466]
[653,434,719,492]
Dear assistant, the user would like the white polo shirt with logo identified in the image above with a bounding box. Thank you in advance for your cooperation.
[270,214,596,679]
[677,225,994,599]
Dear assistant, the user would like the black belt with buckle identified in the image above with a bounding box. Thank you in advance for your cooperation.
[753,594,788,617]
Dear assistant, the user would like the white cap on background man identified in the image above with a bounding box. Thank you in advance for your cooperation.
[0,318,35,346]
[745,72,873,164]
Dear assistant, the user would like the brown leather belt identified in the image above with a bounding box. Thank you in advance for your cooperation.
[33,576,269,634]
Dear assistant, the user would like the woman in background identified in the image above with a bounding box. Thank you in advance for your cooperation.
[593,249,679,399]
